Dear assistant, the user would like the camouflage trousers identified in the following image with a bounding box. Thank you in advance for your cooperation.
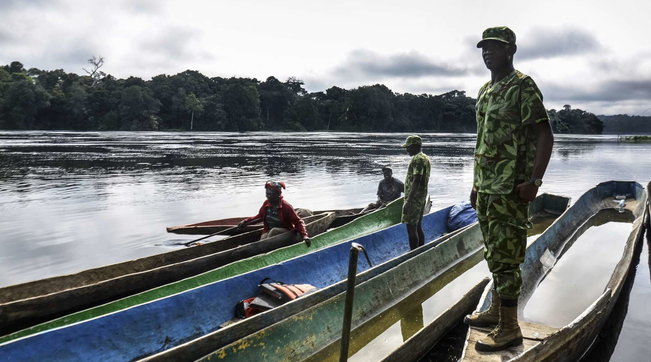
[476,191,529,299]
[401,195,427,225]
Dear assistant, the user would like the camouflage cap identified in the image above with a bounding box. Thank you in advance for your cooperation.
[477,26,516,48]
[401,135,422,148]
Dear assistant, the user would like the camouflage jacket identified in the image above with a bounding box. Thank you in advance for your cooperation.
[405,152,431,202]
[474,70,549,194]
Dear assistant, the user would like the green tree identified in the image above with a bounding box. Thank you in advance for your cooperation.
[552,105,603,134]
[197,94,228,130]
[222,79,261,131]
[86,75,121,130]
[259,76,292,129]
[185,93,203,130]
[313,86,349,130]
[7,61,25,74]
[118,85,161,130]
[1,72,50,129]
[287,96,320,130]
[347,84,395,131]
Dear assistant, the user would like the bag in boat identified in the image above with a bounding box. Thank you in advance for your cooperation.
[447,201,478,231]
[235,297,258,319]
[235,278,317,319]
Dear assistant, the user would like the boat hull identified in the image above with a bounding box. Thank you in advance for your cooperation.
[0,198,409,356]
[0,201,451,361]
[146,194,568,361]
[166,217,261,235]
[166,207,365,235]
[0,211,336,334]
[460,181,648,361]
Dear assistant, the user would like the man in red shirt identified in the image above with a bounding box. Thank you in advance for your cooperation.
[238,181,310,245]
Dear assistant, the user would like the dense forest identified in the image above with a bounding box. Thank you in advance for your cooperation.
[597,114,651,134]
[0,60,605,133]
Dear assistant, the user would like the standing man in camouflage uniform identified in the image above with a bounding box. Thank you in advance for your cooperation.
[401,135,431,250]
[463,26,554,352]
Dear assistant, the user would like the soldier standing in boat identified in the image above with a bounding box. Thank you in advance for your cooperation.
[401,135,431,250]
[464,26,554,351]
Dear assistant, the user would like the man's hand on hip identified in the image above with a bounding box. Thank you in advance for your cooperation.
[516,181,538,202]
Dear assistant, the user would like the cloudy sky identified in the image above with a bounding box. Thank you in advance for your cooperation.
[2,0,650,115]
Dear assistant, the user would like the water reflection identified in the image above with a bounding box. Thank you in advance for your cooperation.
[304,251,487,362]
[400,304,425,341]
[307,228,546,361]
[524,217,632,327]
[580,228,644,362]
[0,132,476,180]
[0,131,650,361]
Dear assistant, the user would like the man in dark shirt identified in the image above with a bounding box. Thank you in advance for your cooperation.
[361,166,404,213]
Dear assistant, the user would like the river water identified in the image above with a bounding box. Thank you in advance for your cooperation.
[0,131,649,360]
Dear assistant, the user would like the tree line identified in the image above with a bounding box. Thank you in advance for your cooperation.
[597,114,651,134]
[0,60,603,133]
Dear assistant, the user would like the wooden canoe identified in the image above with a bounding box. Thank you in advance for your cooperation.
[0,199,457,361]
[162,194,568,362]
[166,217,262,235]
[166,196,433,235]
[0,197,409,354]
[458,181,648,361]
[321,197,430,229]
[0,211,335,335]
[166,208,364,235]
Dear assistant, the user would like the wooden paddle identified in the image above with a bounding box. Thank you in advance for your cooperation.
[183,226,240,247]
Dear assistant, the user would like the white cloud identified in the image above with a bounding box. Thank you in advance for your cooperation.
[1,0,650,115]
[517,26,603,60]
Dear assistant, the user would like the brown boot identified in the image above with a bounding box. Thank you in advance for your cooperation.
[475,304,523,352]
[464,290,499,327]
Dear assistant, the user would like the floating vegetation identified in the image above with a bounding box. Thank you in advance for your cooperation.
[618,135,651,143]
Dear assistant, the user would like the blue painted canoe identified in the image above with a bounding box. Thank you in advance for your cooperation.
[0,201,456,361]
[0,211,336,335]
[161,194,568,361]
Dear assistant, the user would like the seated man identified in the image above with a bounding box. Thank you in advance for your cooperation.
[237,181,310,245]
[361,166,404,213]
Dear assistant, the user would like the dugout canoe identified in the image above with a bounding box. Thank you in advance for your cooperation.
[158,193,568,362]
[166,217,262,235]
[306,196,429,230]
[458,181,648,361]
[0,198,459,361]
[0,211,336,334]
[166,208,365,235]
[0,196,410,355]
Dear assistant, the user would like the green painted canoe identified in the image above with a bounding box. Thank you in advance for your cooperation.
[0,197,405,344]
[0,211,336,334]
[153,193,569,361]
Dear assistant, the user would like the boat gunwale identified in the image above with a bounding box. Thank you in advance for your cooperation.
[509,182,649,361]
[163,194,567,361]
[0,198,407,345]
[0,211,336,336]
[460,180,648,361]
[143,214,470,361]
[165,207,365,235]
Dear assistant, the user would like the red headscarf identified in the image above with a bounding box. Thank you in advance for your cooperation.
[265,180,286,194]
